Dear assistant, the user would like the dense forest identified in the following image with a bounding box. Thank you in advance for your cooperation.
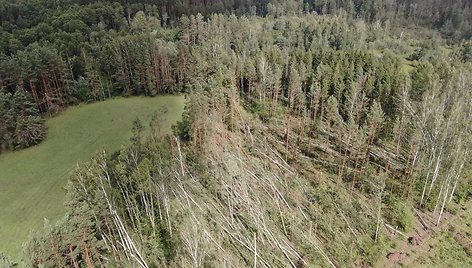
[1,0,472,151]
[1,0,472,267]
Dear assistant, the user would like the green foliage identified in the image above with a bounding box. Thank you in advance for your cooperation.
[384,195,414,231]
[174,86,208,143]
[362,235,395,266]
[410,61,436,101]
[454,167,472,204]
[249,100,274,122]
[25,182,108,267]
[459,41,472,62]
[0,0,466,155]
[0,88,45,151]
[415,227,472,267]
[70,76,92,103]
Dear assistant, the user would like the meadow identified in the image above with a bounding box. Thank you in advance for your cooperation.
[0,96,184,260]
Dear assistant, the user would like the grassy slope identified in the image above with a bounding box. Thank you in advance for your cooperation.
[410,203,472,267]
[0,96,184,260]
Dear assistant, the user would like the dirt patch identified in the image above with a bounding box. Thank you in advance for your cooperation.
[387,251,408,263]
[455,232,472,256]
[378,201,472,268]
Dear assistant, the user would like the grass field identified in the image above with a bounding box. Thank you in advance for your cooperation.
[0,96,185,261]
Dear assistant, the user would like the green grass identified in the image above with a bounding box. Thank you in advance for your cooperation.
[409,203,472,267]
[0,96,185,261]
[414,232,472,267]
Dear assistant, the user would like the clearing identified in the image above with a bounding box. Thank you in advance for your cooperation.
[378,200,472,267]
[0,96,185,261]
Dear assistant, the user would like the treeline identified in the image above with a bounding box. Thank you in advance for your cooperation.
[0,4,178,151]
[307,0,472,37]
[0,88,44,151]
[1,0,471,40]
[0,0,271,152]
[1,0,472,152]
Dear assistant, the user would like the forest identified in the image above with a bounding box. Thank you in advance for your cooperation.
[1,0,472,267]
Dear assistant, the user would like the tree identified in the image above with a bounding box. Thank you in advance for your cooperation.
[363,100,384,161]
[0,87,45,152]
[324,95,343,152]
